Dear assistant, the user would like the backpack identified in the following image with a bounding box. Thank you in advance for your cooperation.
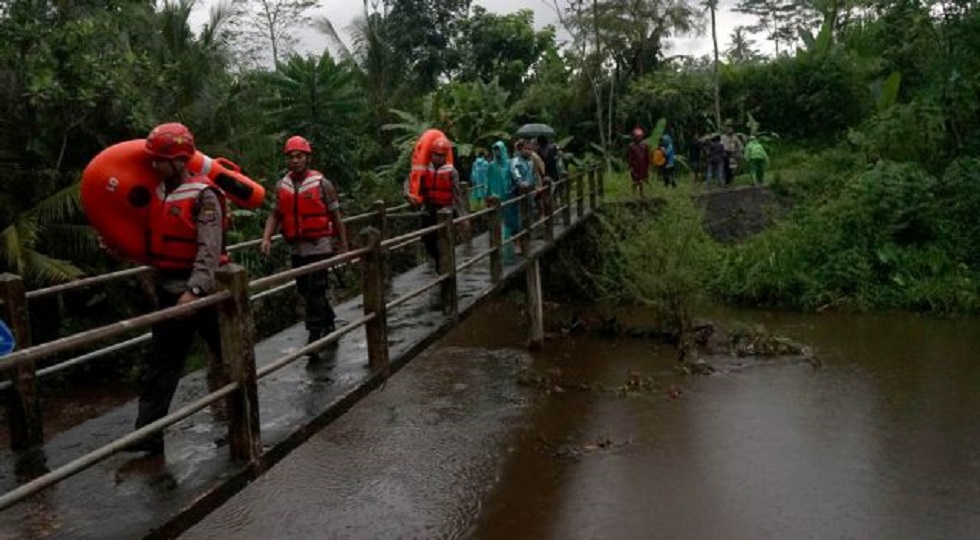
[652,147,667,167]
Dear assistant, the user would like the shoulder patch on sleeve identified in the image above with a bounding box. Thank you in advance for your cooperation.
[198,199,219,223]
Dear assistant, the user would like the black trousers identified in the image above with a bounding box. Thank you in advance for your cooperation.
[420,206,440,270]
[420,205,458,272]
[135,286,221,444]
[291,253,336,334]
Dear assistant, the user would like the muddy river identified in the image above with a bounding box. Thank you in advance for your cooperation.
[181,300,980,540]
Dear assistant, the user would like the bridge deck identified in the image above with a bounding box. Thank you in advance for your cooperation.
[0,207,591,540]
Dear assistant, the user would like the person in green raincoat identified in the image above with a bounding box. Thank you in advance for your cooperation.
[744,136,770,185]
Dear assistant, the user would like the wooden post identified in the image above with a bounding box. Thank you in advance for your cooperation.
[589,168,598,210]
[526,259,544,350]
[487,196,503,284]
[371,200,389,285]
[215,265,261,463]
[372,199,388,240]
[520,190,533,257]
[544,186,555,244]
[561,177,572,227]
[0,274,42,450]
[437,208,458,319]
[575,171,585,220]
[359,228,389,374]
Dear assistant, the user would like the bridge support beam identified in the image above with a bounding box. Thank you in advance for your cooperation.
[575,171,584,219]
[216,265,262,463]
[526,259,544,350]
[0,273,43,451]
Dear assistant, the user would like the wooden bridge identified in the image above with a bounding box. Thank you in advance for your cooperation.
[0,169,605,539]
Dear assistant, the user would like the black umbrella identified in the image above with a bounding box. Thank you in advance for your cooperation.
[515,123,555,139]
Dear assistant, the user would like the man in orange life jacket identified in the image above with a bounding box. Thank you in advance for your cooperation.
[127,122,226,455]
[261,136,349,360]
[413,137,468,271]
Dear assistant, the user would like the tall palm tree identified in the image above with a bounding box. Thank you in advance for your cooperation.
[314,1,409,133]
[704,0,722,129]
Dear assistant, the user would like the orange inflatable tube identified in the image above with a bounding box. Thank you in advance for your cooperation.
[187,153,265,209]
[81,139,265,263]
[407,129,454,205]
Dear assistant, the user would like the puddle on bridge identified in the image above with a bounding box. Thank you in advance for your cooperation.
[181,299,980,540]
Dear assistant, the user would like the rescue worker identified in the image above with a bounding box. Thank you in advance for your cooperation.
[127,122,226,455]
[411,136,468,271]
[260,136,349,361]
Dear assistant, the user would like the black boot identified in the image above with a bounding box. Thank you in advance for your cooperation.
[122,436,164,455]
[306,329,324,362]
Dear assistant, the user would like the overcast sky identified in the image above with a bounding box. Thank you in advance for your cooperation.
[191,0,768,61]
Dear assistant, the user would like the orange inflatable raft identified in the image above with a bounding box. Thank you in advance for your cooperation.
[406,129,454,205]
[80,139,265,263]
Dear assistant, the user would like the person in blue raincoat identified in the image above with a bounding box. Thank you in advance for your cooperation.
[486,141,517,262]
[0,319,15,356]
[658,133,677,188]
[469,148,490,209]
[509,140,536,254]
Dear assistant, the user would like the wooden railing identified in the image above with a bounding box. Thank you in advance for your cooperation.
[0,167,605,511]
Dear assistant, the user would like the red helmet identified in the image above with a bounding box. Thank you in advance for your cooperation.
[144,123,196,160]
[283,135,313,154]
[431,137,451,156]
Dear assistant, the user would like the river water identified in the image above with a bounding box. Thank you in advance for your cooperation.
[181,300,980,540]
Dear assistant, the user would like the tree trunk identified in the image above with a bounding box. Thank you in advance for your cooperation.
[710,1,721,129]
[592,0,609,169]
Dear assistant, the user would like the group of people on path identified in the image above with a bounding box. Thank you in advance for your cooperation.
[628,121,770,194]
[122,123,565,455]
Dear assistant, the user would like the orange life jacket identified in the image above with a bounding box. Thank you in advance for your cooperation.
[421,164,455,207]
[278,170,333,241]
[148,177,228,270]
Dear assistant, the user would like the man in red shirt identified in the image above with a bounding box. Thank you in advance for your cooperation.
[627,127,651,198]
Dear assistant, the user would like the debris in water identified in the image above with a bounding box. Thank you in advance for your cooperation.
[616,370,655,396]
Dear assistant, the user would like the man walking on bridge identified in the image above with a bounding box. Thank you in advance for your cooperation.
[411,136,468,272]
[127,123,226,455]
[261,136,349,361]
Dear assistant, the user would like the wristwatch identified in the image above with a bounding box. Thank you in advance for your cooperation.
[189,285,205,297]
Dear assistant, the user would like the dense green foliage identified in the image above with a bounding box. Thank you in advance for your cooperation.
[0,0,977,317]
